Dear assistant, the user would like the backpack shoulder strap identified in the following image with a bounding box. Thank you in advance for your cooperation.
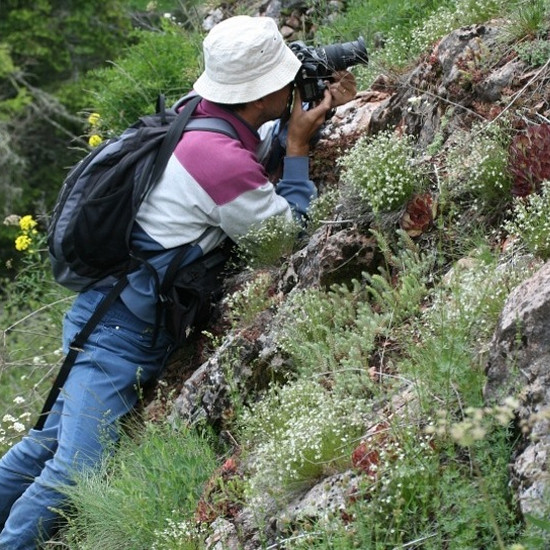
[148,94,202,189]
[148,95,239,193]
[33,274,131,430]
[184,118,239,140]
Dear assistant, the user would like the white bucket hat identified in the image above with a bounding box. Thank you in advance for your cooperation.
[193,16,302,104]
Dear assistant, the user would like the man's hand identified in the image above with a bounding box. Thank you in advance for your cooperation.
[286,87,332,157]
[328,70,357,108]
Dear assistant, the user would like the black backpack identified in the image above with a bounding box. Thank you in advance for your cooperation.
[48,94,237,291]
[35,94,238,431]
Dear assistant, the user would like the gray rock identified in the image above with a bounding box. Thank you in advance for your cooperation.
[485,260,550,516]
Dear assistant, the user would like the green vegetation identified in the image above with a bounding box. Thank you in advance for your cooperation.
[58,421,217,549]
[83,20,204,134]
[505,180,550,260]
[239,378,367,497]
[2,0,550,548]
[338,130,426,213]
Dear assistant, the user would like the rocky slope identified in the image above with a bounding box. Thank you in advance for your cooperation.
[147,10,550,548]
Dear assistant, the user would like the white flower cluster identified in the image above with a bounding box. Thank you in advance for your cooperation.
[445,124,511,205]
[240,379,367,495]
[151,515,207,550]
[425,396,521,447]
[360,425,436,519]
[0,398,31,449]
[338,130,421,213]
[236,215,300,268]
[224,271,275,327]
[504,180,550,260]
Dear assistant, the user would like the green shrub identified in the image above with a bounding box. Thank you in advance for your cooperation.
[504,180,550,260]
[83,20,203,134]
[59,422,217,550]
[239,378,368,498]
[444,122,512,209]
[338,130,424,213]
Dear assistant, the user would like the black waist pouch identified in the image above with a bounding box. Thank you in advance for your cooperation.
[160,245,231,344]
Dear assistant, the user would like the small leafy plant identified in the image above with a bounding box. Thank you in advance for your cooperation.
[239,378,368,499]
[235,214,301,269]
[338,130,424,213]
[444,121,512,209]
[504,180,550,260]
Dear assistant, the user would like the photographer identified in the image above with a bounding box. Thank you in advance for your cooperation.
[0,15,357,548]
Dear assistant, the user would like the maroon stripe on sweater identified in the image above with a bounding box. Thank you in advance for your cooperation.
[173,131,269,205]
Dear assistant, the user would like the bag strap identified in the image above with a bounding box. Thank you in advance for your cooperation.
[146,94,202,195]
[33,274,130,430]
[140,95,238,203]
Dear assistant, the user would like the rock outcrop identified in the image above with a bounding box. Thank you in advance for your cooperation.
[163,14,550,547]
[485,260,550,517]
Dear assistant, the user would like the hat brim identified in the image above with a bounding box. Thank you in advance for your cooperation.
[194,47,301,104]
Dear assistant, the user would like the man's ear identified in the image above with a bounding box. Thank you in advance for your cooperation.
[251,97,266,109]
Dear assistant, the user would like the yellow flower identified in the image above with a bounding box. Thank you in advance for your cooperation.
[88,134,103,148]
[19,215,37,232]
[87,112,101,126]
[15,234,32,251]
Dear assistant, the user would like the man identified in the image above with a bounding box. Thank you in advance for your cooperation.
[0,15,356,548]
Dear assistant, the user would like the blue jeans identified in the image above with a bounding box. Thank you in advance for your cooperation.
[0,290,172,548]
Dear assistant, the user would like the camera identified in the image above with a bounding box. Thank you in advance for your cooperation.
[290,37,368,103]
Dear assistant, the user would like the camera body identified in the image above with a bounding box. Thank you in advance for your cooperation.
[290,37,368,103]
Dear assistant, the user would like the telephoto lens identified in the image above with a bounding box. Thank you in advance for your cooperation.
[291,37,368,102]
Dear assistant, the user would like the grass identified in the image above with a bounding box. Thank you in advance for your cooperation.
[54,421,218,550]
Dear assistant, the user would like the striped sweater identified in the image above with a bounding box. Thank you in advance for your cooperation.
[121,98,317,323]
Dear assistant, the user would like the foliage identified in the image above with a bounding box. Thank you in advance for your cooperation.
[305,188,340,235]
[503,0,550,41]
[224,270,277,327]
[514,36,550,66]
[274,281,384,389]
[0,0,139,254]
[235,214,302,269]
[0,214,72,453]
[0,122,26,222]
[0,0,132,88]
[2,215,70,312]
[504,180,550,260]
[238,378,367,498]
[348,0,522,88]
[404,244,535,407]
[58,422,217,550]
[273,230,432,399]
[338,130,425,213]
[83,21,204,134]
[289,428,521,549]
[314,0,455,54]
[444,121,513,210]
